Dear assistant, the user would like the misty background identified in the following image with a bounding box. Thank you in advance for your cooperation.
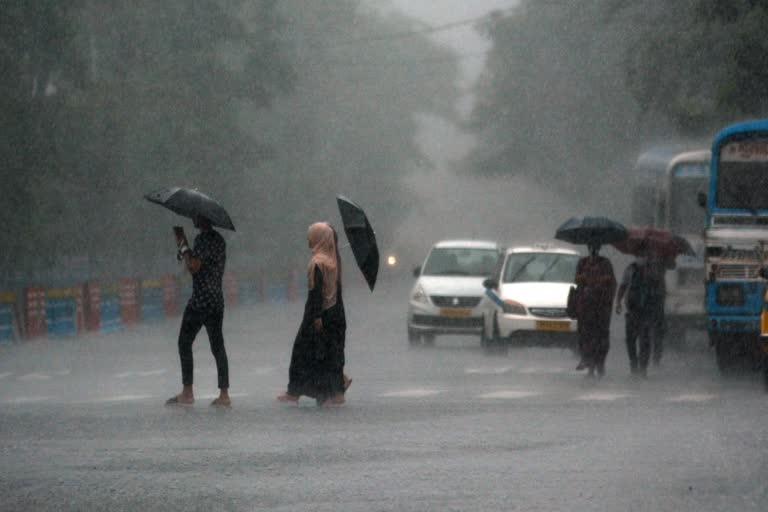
[3,0,768,285]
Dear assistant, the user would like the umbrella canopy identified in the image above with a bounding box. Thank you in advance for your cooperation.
[336,195,379,291]
[144,187,235,231]
[612,227,695,258]
[555,216,628,246]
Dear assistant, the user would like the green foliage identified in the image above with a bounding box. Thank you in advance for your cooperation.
[467,0,651,201]
[0,1,460,282]
[621,0,768,132]
[466,0,768,206]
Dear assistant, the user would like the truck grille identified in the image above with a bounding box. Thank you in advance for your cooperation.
[430,296,481,308]
[716,264,760,280]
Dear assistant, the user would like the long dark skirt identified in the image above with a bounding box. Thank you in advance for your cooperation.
[578,308,611,372]
[287,302,346,402]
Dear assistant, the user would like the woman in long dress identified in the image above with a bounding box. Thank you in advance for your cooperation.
[574,243,616,378]
[277,222,351,406]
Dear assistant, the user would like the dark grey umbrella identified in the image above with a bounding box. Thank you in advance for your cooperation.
[337,195,378,291]
[144,187,235,231]
[555,216,627,246]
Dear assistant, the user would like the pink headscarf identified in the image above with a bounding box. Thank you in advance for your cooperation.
[307,222,339,310]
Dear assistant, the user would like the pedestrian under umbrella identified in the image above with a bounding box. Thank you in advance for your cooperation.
[555,216,623,378]
[573,243,617,378]
[277,222,352,407]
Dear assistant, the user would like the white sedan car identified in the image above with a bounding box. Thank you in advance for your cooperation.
[481,245,580,349]
[407,240,502,346]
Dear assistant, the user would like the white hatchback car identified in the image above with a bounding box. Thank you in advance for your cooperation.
[481,244,580,349]
[407,240,503,346]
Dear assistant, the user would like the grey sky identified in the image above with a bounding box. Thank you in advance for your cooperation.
[386,0,517,90]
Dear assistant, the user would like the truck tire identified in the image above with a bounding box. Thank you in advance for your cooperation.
[715,336,734,375]
[763,357,768,392]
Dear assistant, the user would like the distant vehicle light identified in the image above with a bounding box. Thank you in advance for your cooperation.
[387,255,397,267]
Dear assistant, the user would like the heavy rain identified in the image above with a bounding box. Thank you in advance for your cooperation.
[2,1,768,510]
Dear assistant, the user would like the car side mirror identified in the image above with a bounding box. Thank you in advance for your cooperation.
[697,192,707,209]
[483,278,498,289]
[412,265,421,278]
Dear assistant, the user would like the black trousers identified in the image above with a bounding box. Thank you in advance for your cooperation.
[178,306,229,389]
[625,310,661,371]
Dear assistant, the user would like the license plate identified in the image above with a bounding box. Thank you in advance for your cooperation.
[536,320,570,332]
[440,307,471,318]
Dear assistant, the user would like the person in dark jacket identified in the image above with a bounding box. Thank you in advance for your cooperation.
[277,222,351,406]
[616,253,667,377]
[166,215,230,407]
[574,243,616,378]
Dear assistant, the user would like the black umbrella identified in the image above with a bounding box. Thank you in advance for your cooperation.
[555,216,628,246]
[144,187,235,231]
[336,195,379,291]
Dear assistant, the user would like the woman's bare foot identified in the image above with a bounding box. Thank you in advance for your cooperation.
[276,393,299,404]
[321,394,346,407]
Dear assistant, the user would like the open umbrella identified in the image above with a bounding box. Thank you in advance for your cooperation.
[336,195,379,291]
[612,227,695,258]
[555,216,628,246]
[144,187,235,231]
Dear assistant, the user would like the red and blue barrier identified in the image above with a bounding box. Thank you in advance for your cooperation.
[6,269,303,342]
[0,292,18,344]
[237,272,264,305]
[45,288,78,338]
[24,287,46,339]
[140,279,164,322]
[99,282,122,334]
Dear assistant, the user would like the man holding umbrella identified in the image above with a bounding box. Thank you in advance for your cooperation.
[167,215,230,407]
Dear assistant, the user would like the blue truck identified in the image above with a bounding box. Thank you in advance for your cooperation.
[702,119,768,374]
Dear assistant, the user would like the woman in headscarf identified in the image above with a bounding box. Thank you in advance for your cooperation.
[574,243,616,378]
[277,222,351,406]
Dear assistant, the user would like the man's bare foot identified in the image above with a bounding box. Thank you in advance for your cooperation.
[276,393,299,404]
[165,393,194,406]
[210,396,231,408]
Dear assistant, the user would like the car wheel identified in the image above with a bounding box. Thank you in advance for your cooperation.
[408,327,421,347]
[715,334,741,376]
[423,334,436,347]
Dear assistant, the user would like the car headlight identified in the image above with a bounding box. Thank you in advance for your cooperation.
[502,299,526,315]
[411,284,429,304]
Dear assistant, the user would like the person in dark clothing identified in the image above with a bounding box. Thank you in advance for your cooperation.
[574,243,616,378]
[165,215,230,407]
[616,254,666,377]
[277,222,351,407]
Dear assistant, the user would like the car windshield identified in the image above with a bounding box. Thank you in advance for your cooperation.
[503,253,579,283]
[421,247,498,277]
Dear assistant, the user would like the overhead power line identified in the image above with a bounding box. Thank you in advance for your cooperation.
[323,6,517,48]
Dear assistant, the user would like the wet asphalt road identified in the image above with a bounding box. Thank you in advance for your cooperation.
[1,277,767,511]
